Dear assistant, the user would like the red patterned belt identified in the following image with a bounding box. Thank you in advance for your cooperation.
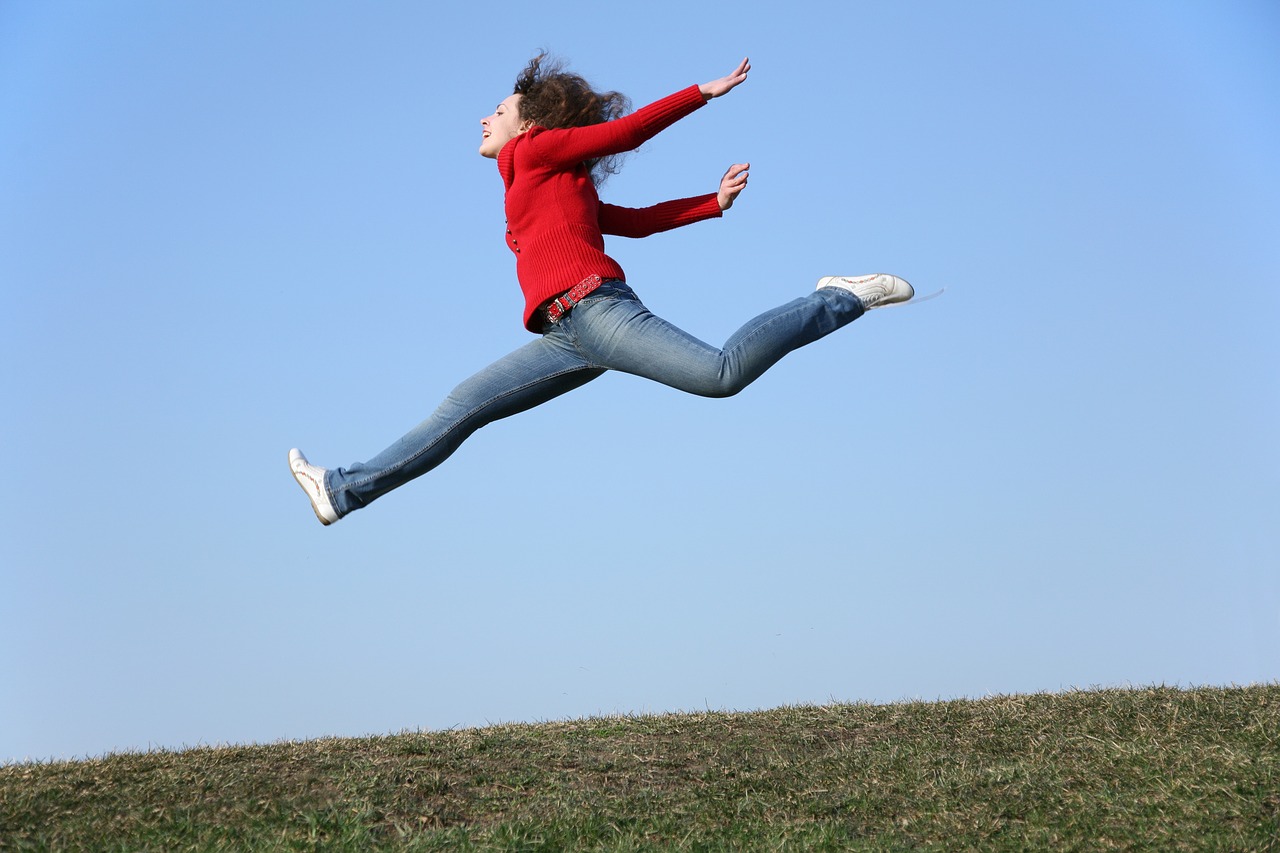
[541,274,605,325]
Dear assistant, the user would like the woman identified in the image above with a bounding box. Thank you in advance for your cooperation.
[289,55,914,525]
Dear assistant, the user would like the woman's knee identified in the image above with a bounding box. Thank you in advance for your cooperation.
[685,371,751,399]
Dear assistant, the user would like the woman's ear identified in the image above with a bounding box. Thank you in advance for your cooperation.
[518,119,535,133]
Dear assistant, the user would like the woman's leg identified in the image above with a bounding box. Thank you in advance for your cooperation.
[325,331,602,516]
[562,282,865,398]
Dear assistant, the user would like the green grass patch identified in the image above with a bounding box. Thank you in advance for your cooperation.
[3,685,1277,850]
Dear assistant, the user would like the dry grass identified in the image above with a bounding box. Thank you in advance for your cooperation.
[3,685,1278,850]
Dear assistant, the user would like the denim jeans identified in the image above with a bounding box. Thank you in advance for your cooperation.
[325,281,864,516]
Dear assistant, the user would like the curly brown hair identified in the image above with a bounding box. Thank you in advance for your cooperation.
[513,53,632,184]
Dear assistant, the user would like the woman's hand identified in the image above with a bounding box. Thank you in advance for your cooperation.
[717,163,750,211]
[700,57,750,100]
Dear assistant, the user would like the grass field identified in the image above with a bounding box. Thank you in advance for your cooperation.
[3,685,1277,850]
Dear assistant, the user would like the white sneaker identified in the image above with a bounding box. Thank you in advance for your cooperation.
[816,274,914,309]
[288,449,339,526]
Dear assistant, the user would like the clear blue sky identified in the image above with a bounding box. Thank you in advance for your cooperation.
[3,0,1277,763]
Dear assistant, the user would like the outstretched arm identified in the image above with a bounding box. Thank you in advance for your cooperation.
[700,57,750,100]
[599,162,750,237]
[528,58,752,169]
[598,194,723,238]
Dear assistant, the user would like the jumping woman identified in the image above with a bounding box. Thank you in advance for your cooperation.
[289,55,916,525]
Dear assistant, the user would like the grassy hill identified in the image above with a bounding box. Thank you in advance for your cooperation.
[3,685,1277,850]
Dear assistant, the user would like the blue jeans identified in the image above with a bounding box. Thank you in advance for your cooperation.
[325,282,864,516]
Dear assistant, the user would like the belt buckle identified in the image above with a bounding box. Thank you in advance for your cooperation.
[545,297,568,325]
[545,275,603,326]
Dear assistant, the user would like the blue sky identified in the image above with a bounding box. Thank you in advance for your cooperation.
[2,0,1277,763]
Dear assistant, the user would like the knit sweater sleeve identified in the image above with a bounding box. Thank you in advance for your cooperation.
[598,194,723,238]
[524,85,708,169]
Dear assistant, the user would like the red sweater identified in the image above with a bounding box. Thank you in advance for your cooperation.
[496,84,724,331]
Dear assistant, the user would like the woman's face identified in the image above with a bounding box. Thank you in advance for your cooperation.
[479,94,526,158]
